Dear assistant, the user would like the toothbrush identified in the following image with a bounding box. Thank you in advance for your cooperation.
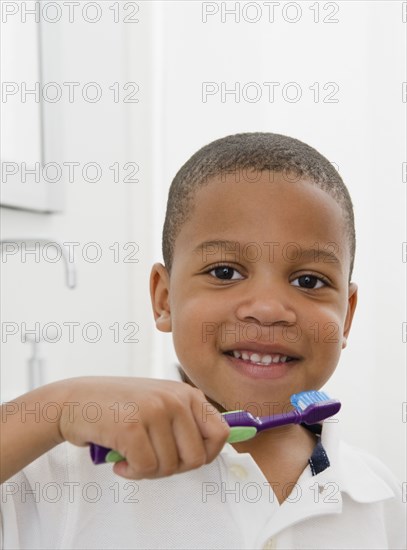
[89,390,340,464]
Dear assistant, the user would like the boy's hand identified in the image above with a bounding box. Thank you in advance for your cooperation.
[59,377,230,480]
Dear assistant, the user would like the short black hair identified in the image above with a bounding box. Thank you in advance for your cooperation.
[162,132,356,280]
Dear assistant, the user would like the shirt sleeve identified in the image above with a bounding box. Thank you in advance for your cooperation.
[358,449,406,549]
[0,444,71,550]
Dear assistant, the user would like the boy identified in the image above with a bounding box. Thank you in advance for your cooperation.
[1,133,404,549]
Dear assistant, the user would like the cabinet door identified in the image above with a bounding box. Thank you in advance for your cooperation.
[1,4,64,212]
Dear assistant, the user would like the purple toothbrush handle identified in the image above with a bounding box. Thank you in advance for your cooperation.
[217,401,341,433]
[89,444,112,465]
[256,400,341,433]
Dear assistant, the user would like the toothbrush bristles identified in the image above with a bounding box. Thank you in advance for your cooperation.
[290,390,332,410]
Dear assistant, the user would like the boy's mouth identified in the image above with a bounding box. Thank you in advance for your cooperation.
[223,350,297,366]
[222,346,301,380]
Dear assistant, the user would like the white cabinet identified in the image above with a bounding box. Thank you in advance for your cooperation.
[1,3,64,212]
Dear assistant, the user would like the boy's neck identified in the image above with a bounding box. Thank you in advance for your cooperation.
[230,424,318,505]
[178,371,319,497]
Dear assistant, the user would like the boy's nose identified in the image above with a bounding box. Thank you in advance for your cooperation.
[235,281,297,326]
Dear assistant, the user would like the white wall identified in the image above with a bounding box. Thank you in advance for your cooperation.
[1,2,158,400]
[1,1,405,482]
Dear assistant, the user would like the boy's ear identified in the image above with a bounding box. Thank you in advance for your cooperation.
[150,263,172,333]
[342,282,358,349]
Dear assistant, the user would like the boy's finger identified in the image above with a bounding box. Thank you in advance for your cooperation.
[145,417,182,477]
[191,396,230,464]
[113,426,158,479]
[171,408,208,474]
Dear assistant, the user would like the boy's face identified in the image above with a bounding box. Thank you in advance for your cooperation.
[151,171,358,414]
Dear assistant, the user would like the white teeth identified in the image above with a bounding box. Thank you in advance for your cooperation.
[228,350,292,365]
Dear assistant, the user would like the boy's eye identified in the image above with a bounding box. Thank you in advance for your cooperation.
[291,275,326,289]
[208,266,244,280]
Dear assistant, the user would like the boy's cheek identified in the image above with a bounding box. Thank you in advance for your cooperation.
[305,320,342,345]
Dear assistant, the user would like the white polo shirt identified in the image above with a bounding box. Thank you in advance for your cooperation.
[1,420,405,549]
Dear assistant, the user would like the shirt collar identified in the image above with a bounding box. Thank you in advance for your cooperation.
[220,419,395,504]
[319,420,396,502]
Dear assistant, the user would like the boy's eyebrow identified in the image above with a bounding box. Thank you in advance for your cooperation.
[193,240,341,266]
[300,247,341,265]
[193,240,238,254]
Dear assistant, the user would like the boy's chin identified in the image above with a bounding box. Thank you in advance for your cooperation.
[177,363,304,415]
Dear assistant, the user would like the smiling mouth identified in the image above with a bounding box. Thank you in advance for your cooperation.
[223,350,297,366]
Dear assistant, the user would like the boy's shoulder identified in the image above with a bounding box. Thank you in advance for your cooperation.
[334,433,402,503]
[340,437,400,478]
